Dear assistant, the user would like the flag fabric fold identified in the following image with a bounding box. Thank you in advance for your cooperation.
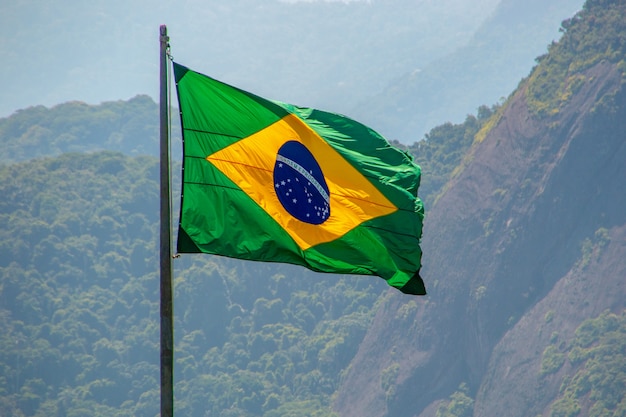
[173,62,426,295]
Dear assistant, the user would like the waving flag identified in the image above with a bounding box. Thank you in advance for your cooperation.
[174,62,425,295]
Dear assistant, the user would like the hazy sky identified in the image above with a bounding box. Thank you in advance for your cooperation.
[0,0,500,118]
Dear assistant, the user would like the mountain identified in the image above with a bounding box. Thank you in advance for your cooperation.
[0,95,161,163]
[354,0,584,142]
[1,0,625,416]
[0,149,379,416]
[0,103,489,416]
[0,72,492,417]
[0,0,499,119]
[334,1,626,416]
[2,0,588,148]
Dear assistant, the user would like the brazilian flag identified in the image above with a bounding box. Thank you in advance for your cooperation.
[174,62,426,295]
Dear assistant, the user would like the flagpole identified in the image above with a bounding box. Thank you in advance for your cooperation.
[159,24,174,417]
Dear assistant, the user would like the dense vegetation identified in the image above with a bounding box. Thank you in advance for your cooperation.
[0,150,393,416]
[0,89,489,415]
[436,384,474,417]
[0,95,161,163]
[545,311,626,417]
[527,0,626,116]
[0,152,161,416]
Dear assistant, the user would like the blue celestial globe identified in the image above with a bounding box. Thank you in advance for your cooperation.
[273,141,330,225]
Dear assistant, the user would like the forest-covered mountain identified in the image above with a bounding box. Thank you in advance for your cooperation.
[0,120,481,416]
[0,70,487,417]
[335,1,626,416]
[1,0,625,416]
[0,95,161,163]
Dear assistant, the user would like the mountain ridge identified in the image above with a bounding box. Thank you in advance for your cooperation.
[333,1,626,415]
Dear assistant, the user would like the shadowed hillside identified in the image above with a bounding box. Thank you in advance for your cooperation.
[334,1,626,416]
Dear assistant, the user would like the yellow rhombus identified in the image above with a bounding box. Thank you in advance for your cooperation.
[206,113,398,250]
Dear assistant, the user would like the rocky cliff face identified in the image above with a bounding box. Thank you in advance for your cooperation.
[332,7,626,415]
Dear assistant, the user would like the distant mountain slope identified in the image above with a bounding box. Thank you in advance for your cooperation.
[0,0,498,119]
[334,1,626,416]
[354,0,584,142]
[0,95,160,163]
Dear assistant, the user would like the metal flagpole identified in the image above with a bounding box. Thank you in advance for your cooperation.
[159,24,174,417]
